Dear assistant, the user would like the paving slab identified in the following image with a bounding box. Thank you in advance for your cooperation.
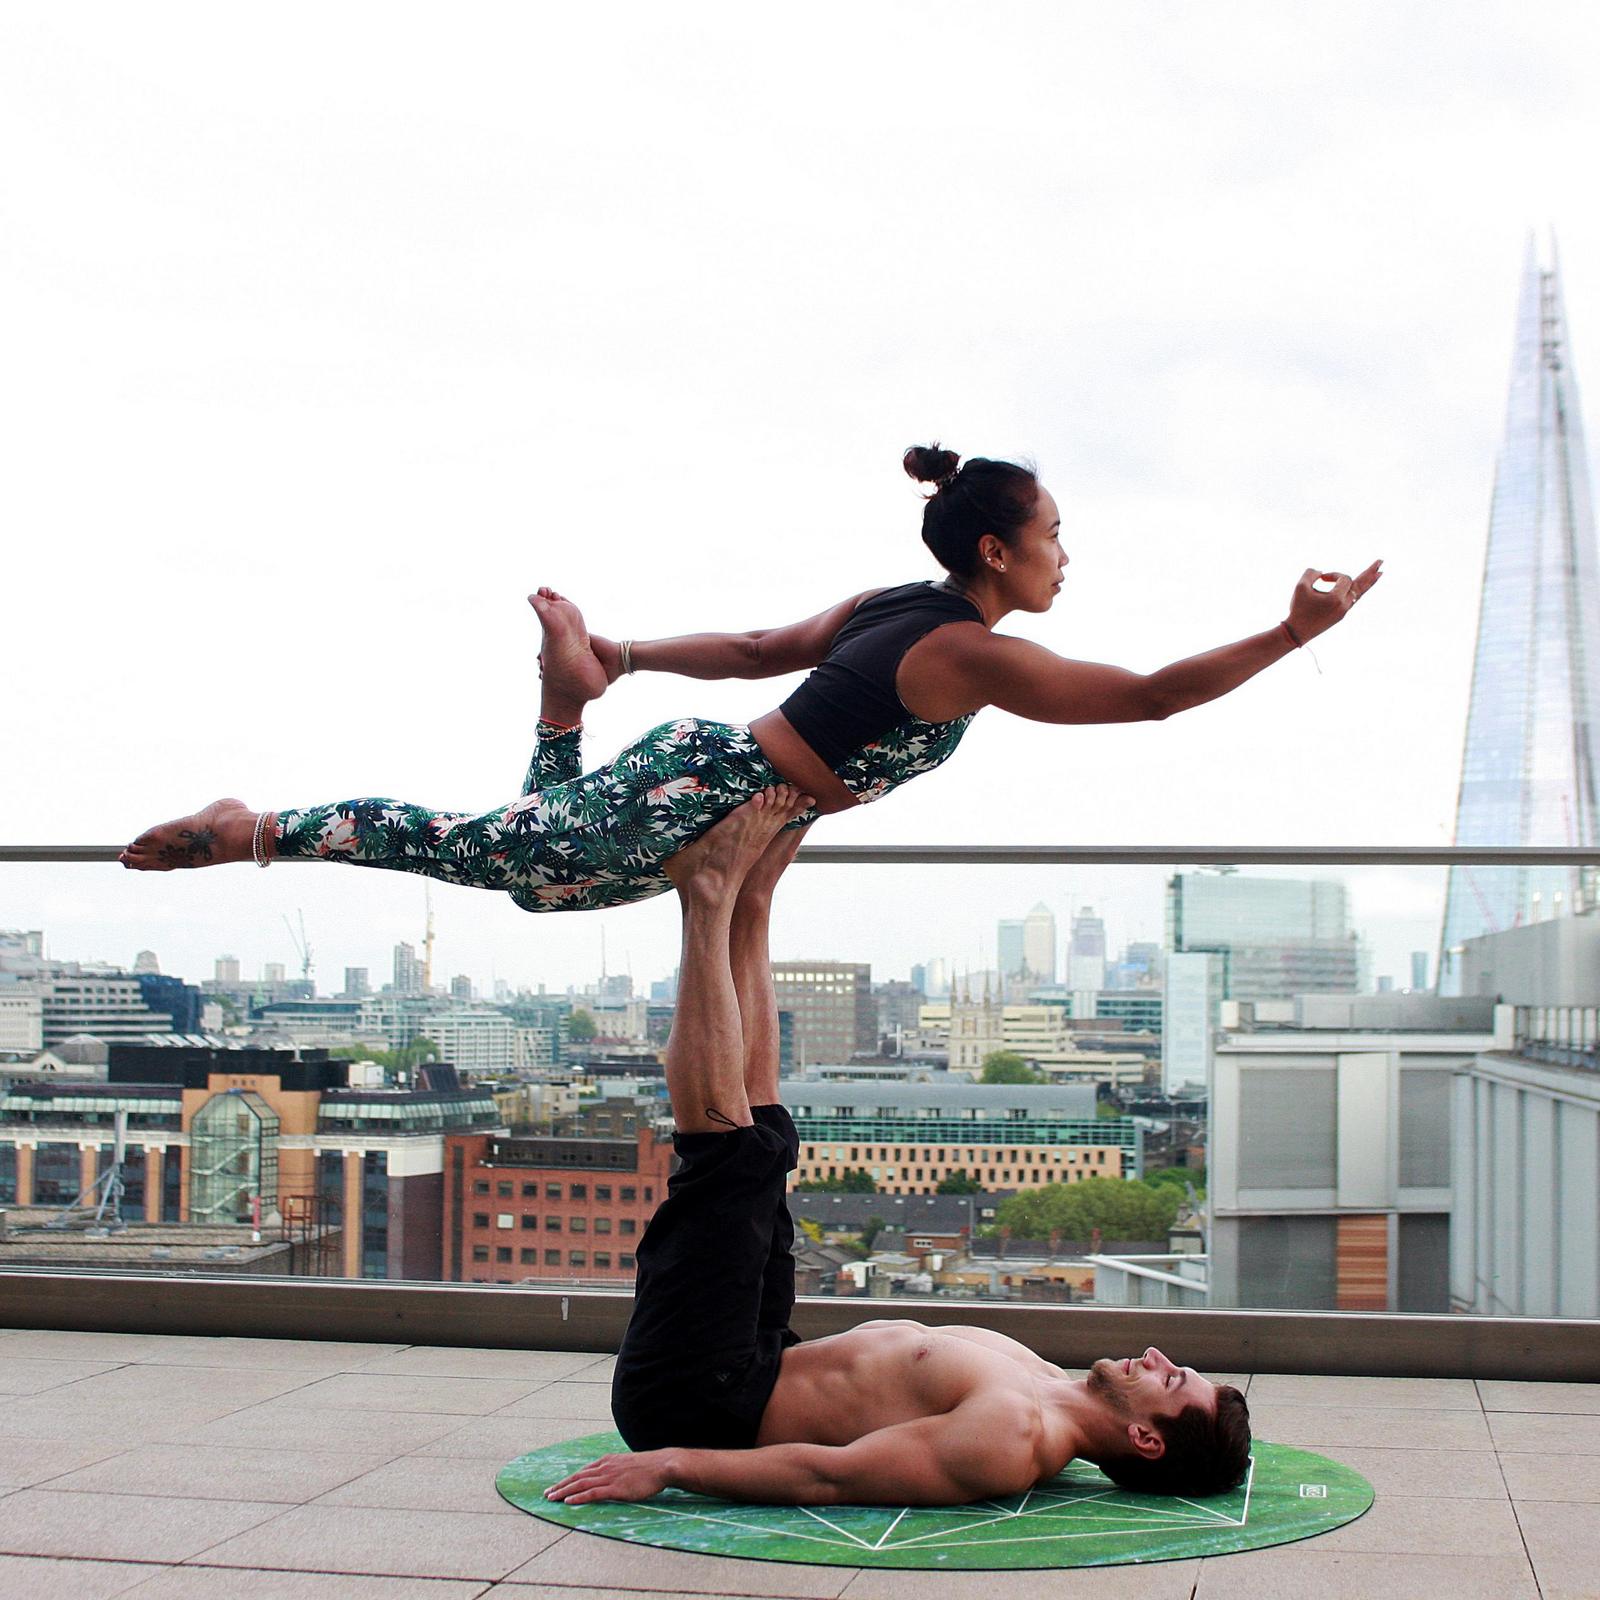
[313,1453,519,1515]
[1478,1378,1600,1415]
[1247,1374,1480,1410]
[0,1331,179,1362]
[0,1355,127,1394]
[120,1568,490,1599]
[0,1554,163,1599]
[0,1396,247,1442]
[562,1353,616,1383]
[1488,1410,1600,1453]
[506,1531,856,1597]
[192,1504,566,1581]
[284,1371,545,1415]
[1510,1497,1600,1600]
[409,1416,600,1460]
[36,1362,321,1410]
[0,1486,288,1563]
[1499,1450,1600,1502]
[1312,1444,1506,1499]
[491,1383,617,1421]
[353,1347,602,1382]
[46,1442,397,1503]
[1243,1401,1493,1451]
[840,1561,1201,1598]
[1193,1548,1539,1599]
[0,1435,135,1489]
[1278,1492,1524,1556]
[130,1336,410,1372]
[179,1403,466,1454]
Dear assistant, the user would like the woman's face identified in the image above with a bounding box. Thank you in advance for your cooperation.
[1002,485,1068,613]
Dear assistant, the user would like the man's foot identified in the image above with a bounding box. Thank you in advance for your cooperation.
[664,787,813,906]
[528,587,608,716]
[120,798,261,871]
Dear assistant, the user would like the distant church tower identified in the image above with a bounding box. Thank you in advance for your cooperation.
[1440,239,1600,991]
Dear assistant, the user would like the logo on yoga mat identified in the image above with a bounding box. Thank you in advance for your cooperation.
[498,1431,1373,1570]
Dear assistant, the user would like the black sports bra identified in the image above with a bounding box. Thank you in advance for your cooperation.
[778,581,983,769]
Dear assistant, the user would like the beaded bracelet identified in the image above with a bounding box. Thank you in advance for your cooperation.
[251,810,273,868]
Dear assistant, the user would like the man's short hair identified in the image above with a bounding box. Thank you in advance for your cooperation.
[1098,1383,1252,1498]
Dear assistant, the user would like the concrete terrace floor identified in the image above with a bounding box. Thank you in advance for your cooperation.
[1,1329,1597,1600]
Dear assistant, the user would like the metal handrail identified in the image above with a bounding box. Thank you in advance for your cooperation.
[6,844,1600,866]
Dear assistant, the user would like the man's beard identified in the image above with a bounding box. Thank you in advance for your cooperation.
[1087,1358,1132,1417]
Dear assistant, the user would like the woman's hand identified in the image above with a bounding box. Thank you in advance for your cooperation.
[589,633,625,685]
[544,1448,675,1504]
[1286,561,1383,643]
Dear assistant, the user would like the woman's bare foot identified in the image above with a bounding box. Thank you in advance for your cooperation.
[664,787,814,906]
[120,798,262,871]
[528,587,609,719]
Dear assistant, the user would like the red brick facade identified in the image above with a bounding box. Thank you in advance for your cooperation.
[445,1127,674,1284]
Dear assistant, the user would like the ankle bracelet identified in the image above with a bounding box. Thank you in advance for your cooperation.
[252,811,274,868]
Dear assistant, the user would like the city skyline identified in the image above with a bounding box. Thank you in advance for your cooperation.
[7,11,1599,996]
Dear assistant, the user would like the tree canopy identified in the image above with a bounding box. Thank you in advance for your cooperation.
[936,1168,984,1194]
[565,1009,597,1042]
[979,1050,1044,1084]
[794,1168,878,1194]
[994,1176,1179,1241]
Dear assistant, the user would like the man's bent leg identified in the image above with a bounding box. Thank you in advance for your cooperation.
[660,788,808,1134]
[729,822,809,1108]
[728,824,810,1338]
[612,788,813,1452]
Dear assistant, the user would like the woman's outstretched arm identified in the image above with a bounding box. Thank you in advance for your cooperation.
[593,589,884,682]
[952,563,1382,725]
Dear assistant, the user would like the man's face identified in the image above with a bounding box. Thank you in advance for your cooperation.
[1087,1347,1218,1425]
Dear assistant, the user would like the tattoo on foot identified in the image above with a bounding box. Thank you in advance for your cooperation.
[157,827,216,868]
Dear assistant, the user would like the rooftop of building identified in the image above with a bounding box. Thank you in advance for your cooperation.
[0,1323,1587,1597]
[781,1080,1100,1113]
[0,1213,303,1269]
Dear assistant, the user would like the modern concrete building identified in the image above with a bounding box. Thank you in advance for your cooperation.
[1166,872,1361,1002]
[0,990,43,1054]
[782,1080,1140,1195]
[34,977,182,1048]
[0,1045,500,1280]
[920,996,1147,1087]
[1208,994,1497,1312]
[420,1008,518,1075]
[771,961,874,1066]
[1451,1006,1600,1318]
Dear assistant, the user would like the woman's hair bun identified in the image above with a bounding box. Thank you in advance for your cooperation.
[903,444,960,487]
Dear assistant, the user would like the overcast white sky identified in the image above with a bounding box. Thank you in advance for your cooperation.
[4,3,1598,996]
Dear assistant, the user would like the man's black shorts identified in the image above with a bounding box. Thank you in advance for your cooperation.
[611,1103,801,1451]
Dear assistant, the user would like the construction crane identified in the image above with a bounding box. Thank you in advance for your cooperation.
[283,910,314,984]
[423,885,436,994]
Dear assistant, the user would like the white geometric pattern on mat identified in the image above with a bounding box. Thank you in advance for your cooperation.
[618,1456,1254,1554]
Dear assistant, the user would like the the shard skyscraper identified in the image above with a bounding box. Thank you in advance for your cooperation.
[1439,240,1600,992]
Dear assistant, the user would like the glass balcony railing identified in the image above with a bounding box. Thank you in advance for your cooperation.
[2,843,1598,1351]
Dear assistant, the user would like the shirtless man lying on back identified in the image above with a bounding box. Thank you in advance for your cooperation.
[546,788,1251,1509]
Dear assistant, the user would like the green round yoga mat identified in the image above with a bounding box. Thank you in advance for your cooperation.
[497,1431,1373,1571]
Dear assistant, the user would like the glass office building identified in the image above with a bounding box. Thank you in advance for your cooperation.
[1440,242,1600,989]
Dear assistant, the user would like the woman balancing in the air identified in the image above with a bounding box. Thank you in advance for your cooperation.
[122,446,1382,901]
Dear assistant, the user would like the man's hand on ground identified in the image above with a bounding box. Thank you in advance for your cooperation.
[545,1449,675,1505]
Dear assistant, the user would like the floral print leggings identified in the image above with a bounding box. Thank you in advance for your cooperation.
[274,718,810,913]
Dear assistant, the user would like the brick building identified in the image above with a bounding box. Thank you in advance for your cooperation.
[445,1127,674,1284]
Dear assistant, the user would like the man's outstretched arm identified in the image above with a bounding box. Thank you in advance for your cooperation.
[545,1404,1039,1508]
